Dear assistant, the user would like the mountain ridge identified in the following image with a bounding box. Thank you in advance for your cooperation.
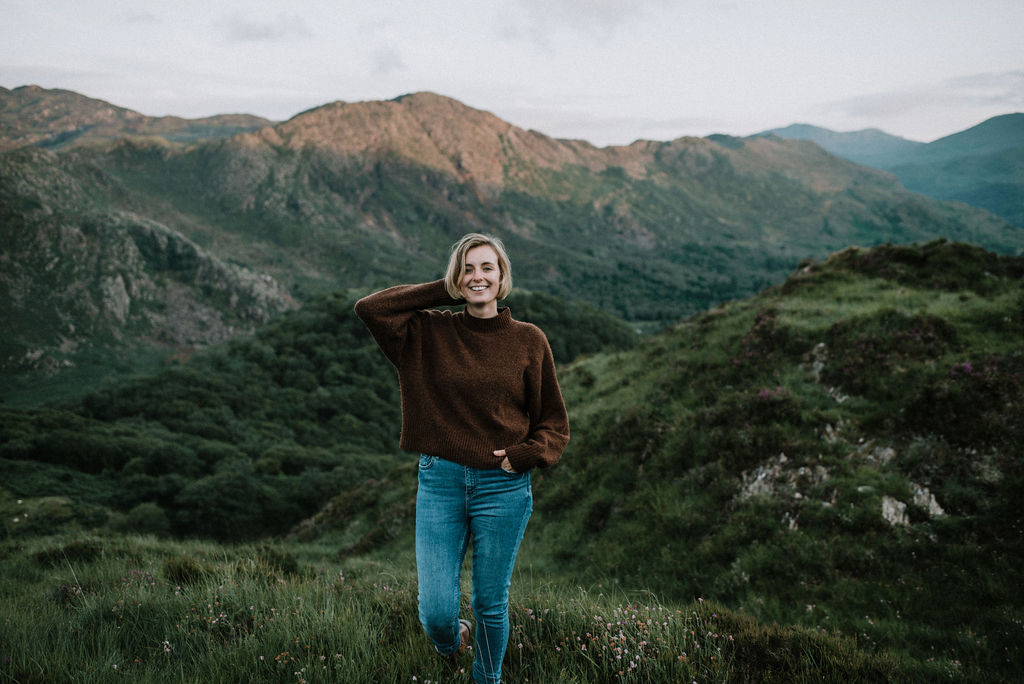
[0,85,273,151]
[759,123,925,168]
[764,114,1024,227]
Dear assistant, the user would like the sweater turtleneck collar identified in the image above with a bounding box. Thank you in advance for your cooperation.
[458,306,514,333]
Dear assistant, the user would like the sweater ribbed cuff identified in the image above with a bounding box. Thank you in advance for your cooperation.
[504,443,541,473]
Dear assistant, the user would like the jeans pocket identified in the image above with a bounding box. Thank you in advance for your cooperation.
[418,454,438,470]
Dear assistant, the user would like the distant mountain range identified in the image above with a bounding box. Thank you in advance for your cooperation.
[763,113,1024,228]
[2,86,1021,391]
[0,85,272,150]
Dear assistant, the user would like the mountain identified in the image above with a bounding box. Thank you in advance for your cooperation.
[0,85,273,151]
[761,123,924,168]
[888,114,1024,229]
[765,114,1024,228]
[2,88,1022,391]
[913,112,1024,162]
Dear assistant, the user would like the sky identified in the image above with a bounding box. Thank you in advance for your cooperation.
[2,0,1023,147]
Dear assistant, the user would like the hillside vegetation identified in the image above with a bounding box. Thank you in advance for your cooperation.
[4,240,1020,681]
[2,532,932,683]
[2,233,1022,679]
[294,240,1024,680]
[0,290,636,541]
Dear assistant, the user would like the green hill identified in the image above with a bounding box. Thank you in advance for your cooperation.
[293,240,1024,679]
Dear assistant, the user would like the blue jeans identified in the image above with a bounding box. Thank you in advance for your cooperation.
[416,454,532,684]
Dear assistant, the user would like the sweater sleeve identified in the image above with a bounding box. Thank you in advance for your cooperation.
[353,280,462,365]
[503,331,570,472]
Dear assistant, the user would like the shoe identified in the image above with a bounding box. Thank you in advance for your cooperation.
[445,619,472,664]
[458,619,472,652]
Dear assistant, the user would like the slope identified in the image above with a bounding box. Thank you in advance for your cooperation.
[889,114,1024,228]
[0,147,298,391]
[299,239,1024,678]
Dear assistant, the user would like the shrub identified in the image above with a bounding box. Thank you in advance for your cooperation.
[33,538,104,566]
[173,462,288,540]
[691,387,809,472]
[121,502,172,536]
[903,352,1024,453]
[162,554,208,585]
[821,309,957,396]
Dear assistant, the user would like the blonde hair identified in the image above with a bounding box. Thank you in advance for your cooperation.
[444,233,513,300]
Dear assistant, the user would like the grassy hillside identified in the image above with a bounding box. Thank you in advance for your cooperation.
[528,240,1023,672]
[2,239,1021,681]
[0,532,931,683]
[297,240,1024,680]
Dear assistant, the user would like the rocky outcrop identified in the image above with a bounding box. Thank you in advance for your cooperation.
[881,496,909,526]
[1,209,297,373]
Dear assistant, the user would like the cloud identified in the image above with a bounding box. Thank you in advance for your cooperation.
[811,70,1024,139]
[369,44,407,76]
[218,11,312,43]
[122,11,160,25]
[498,0,668,47]
[823,70,1024,120]
[943,70,1024,108]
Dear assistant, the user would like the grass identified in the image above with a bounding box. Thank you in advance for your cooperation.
[0,533,939,684]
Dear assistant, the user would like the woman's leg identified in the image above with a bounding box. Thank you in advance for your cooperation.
[467,468,533,684]
[415,455,471,655]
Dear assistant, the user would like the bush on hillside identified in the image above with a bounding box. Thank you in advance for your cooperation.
[903,351,1024,454]
[826,240,1024,294]
[821,309,958,396]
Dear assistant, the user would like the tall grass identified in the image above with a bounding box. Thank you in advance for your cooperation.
[0,534,935,683]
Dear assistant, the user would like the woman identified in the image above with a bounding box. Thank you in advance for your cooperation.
[354,233,570,683]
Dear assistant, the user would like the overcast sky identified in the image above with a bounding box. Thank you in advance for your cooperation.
[2,0,1022,147]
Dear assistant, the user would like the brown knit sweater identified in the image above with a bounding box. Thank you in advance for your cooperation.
[354,280,570,472]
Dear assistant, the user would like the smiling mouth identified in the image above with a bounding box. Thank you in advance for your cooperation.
[469,285,488,292]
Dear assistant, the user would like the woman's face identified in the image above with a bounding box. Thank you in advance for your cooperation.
[460,244,501,313]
